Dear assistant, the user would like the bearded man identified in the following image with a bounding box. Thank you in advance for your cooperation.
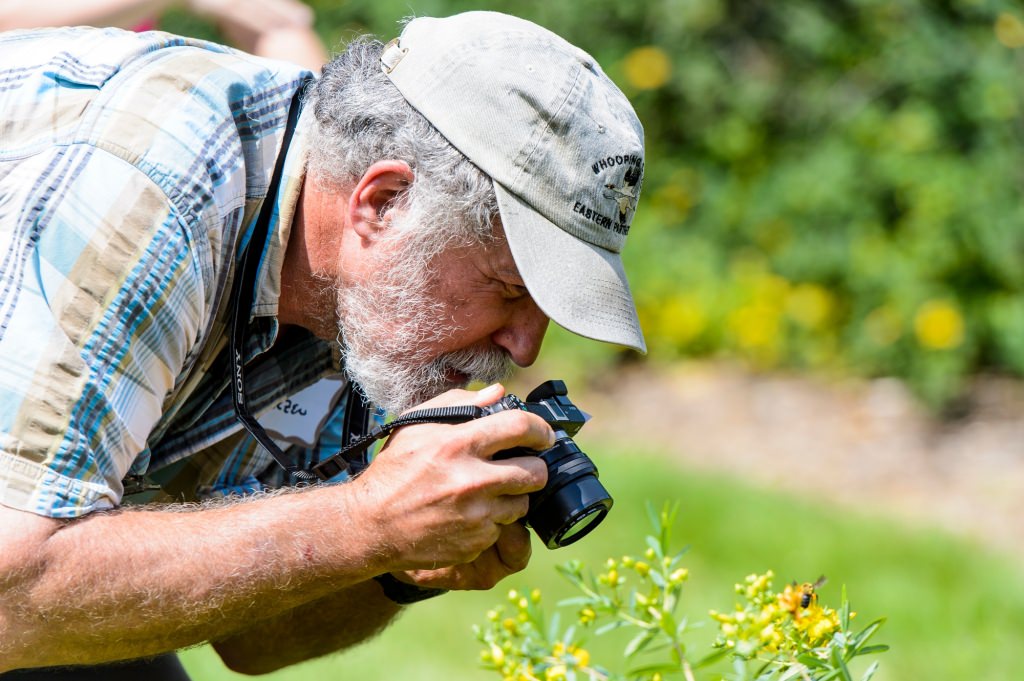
[0,11,646,678]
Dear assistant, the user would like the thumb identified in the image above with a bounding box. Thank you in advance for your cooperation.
[399,383,506,415]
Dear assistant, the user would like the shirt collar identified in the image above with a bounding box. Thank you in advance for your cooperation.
[252,104,314,318]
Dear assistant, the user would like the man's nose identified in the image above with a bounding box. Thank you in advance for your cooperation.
[493,298,550,367]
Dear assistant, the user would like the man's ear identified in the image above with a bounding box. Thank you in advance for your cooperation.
[348,160,414,241]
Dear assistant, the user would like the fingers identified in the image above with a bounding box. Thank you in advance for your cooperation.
[494,521,532,573]
[493,494,530,527]
[398,524,533,591]
[362,383,551,571]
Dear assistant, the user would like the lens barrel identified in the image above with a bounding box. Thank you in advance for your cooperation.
[485,390,612,549]
[526,434,612,549]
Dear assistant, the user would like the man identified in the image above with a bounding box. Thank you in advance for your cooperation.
[0,10,646,677]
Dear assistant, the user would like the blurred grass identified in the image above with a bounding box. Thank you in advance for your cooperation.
[180,445,1024,681]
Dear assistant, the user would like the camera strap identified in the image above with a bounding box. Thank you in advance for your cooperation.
[311,404,485,479]
[229,78,322,482]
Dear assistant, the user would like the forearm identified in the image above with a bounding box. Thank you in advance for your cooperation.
[212,579,403,674]
[0,0,178,31]
[0,485,385,671]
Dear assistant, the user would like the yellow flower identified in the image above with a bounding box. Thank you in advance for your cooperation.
[785,283,834,330]
[657,294,707,346]
[996,12,1024,48]
[728,304,782,350]
[913,300,965,350]
[793,604,841,646]
[669,568,689,585]
[623,46,672,90]
[545,665,567,681]
[574,648,590,667]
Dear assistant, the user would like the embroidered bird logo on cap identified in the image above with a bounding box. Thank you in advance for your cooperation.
[603,164,642,223]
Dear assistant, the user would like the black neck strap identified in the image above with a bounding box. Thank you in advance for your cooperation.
[229,80,322,482]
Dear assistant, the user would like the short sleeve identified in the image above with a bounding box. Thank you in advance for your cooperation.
[0,146,205,518]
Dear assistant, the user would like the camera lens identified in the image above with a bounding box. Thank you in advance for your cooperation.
[526,434,613,549]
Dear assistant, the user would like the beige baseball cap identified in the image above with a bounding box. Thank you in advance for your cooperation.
[381,11,646,353]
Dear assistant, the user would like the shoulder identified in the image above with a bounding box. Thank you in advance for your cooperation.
[1,26,311,219]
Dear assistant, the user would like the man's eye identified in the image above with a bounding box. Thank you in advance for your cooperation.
[504,283,529,299]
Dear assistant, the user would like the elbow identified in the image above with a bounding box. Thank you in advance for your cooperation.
[213,640,289,676]
[0,506,65,669]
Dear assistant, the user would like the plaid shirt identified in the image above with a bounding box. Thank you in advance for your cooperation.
[0,27,354,518]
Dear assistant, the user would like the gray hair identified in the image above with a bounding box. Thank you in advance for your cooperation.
[304,36,499,255]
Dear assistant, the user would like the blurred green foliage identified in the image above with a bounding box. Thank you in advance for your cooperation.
[168,0,1024,407]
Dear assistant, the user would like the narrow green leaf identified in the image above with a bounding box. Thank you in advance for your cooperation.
[627,662,680,676]
[692,646,730,669]
[779,664,810,681]
[645,500,661,534]
[623,630,656,658]
[594,621,627,636]
[732,656,749,681]
[852,618,886,649]
[840,584,851,631]
[548,611,561,642]
[854,645,890,656]
[831,641,854,681]
[859,660,881,681]
[796,653,828,669]
[564,623,577,645]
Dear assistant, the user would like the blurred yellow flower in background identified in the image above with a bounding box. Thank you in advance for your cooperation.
[728,304,782,351]
[995,12,1024,48]
[786,283,835,330]
[658,294,708,346]
[623,45,672,90]
[913,300,965,350]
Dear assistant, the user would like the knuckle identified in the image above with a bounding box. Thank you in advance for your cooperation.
[475,571,502,591]
[514,495,531,519]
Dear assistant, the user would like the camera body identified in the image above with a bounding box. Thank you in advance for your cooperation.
[482,380,612,549]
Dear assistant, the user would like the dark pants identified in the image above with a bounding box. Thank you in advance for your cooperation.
[1,654,190,681]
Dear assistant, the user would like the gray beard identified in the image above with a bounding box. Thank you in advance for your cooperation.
[331,259,513,415]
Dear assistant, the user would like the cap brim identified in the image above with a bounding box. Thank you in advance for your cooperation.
[494,183,647,354]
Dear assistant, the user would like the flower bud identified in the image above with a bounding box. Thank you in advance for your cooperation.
[669,568,689,585]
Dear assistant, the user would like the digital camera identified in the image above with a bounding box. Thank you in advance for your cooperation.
[482,380,612,549]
